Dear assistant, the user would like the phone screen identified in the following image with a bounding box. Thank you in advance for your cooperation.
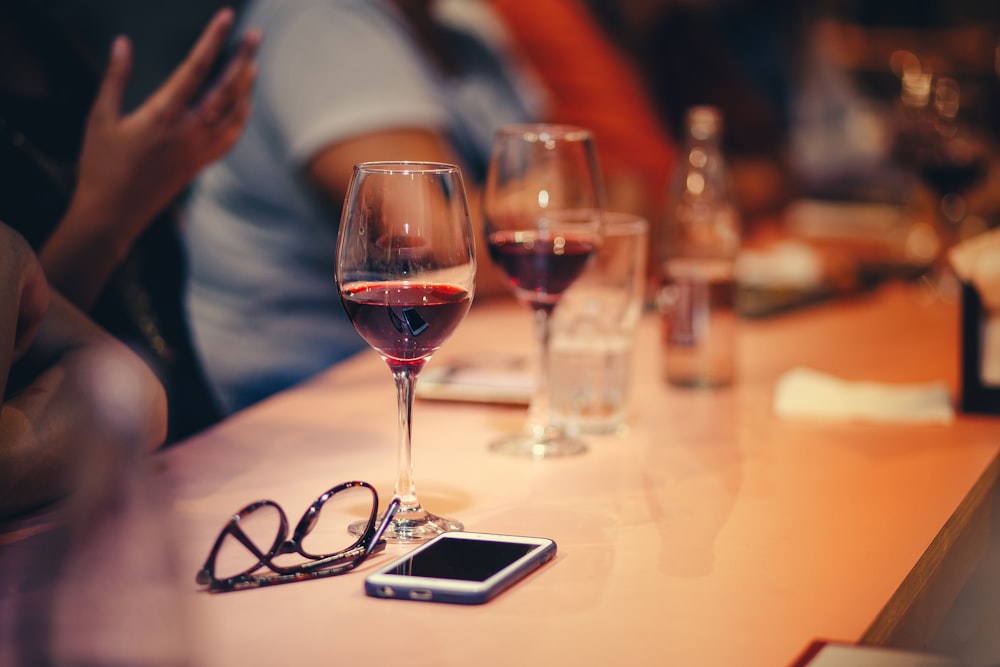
[384,538,534,581]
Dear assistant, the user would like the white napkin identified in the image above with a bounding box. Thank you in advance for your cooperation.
[736,240,825,290]
[773,367,954,424]
[950,229,1000,385]
[949,228,1000,310]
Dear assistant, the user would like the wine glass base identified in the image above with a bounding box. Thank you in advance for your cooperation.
[488,432,588,459]
[348,506,463,543]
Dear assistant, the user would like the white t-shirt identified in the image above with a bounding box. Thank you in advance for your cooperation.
[183,0,543,413]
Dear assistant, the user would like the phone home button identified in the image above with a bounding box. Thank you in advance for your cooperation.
[409,589,433,601]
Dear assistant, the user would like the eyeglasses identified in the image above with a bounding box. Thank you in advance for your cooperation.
[196,480,400,592]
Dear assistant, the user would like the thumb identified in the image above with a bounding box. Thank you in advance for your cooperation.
[91,35,133,122]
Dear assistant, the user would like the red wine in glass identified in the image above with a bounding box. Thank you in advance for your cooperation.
[487,230,598,311]
[918,157,987,200]
[341,282,472,368]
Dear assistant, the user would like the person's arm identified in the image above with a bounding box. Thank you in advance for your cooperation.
[40,7,261,309]
[1,227,167,520]
[306,128,512,299]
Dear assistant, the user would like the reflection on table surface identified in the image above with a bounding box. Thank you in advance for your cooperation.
[4,281,1000,666]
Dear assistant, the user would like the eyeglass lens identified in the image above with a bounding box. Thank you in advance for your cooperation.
[297,483,376,559]
[215,502,284,580]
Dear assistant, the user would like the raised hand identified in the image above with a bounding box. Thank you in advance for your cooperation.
[43,7,261,308]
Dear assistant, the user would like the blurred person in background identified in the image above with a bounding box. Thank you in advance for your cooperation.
[182,0,546,414]
[585,0,800,222]
[1,223,167,520]
[598,0,1000,307]
[811,0,1000,221]
[591,0,999,220]
[0,2,259,442]
[487,0,677,226]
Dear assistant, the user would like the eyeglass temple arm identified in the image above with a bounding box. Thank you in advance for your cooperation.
[369,496,402,552]
[215,556,365,591]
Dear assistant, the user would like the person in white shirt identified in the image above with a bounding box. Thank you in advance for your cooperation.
[183,0,545,413]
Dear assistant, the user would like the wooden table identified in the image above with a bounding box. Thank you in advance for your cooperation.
[5,281,999,666]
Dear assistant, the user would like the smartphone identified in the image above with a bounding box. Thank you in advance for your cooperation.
[364,531,557,605]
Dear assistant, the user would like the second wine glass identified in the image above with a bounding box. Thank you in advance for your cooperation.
[336,161,475,541]
[483,124,604,458]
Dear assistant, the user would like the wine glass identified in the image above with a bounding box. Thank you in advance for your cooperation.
[336,161,475,541]
[894,68,991,288]
[915,78,989,245]
[483,124,604,458]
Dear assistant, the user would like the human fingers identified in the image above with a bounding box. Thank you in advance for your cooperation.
[201,93,254,159]
[195,29,261,126]
[13,244,50,362]
[89,36,132,125]
[155,7,236,114]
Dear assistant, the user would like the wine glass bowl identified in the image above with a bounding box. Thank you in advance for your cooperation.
[483,124,604,458]
[487,210,603,309]
[916,129,989,227]
[336,161,475,541]
[340,282,470,367]
[895,73,992,261]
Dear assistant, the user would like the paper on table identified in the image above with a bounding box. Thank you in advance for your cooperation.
[773,367,954,424]
[417,363,532,405]
[737,240,825,290]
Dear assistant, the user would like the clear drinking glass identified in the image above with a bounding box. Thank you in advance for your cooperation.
[336,162,475,541]
[550,213,648,436]
[483,124,605,458]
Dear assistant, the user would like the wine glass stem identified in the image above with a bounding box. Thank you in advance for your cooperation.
[392,367,420,512]
[526,307,555,439]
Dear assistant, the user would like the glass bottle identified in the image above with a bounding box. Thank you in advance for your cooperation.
[658,106,741,387]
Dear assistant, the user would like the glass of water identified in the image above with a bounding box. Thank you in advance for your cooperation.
[549,212,649,435]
